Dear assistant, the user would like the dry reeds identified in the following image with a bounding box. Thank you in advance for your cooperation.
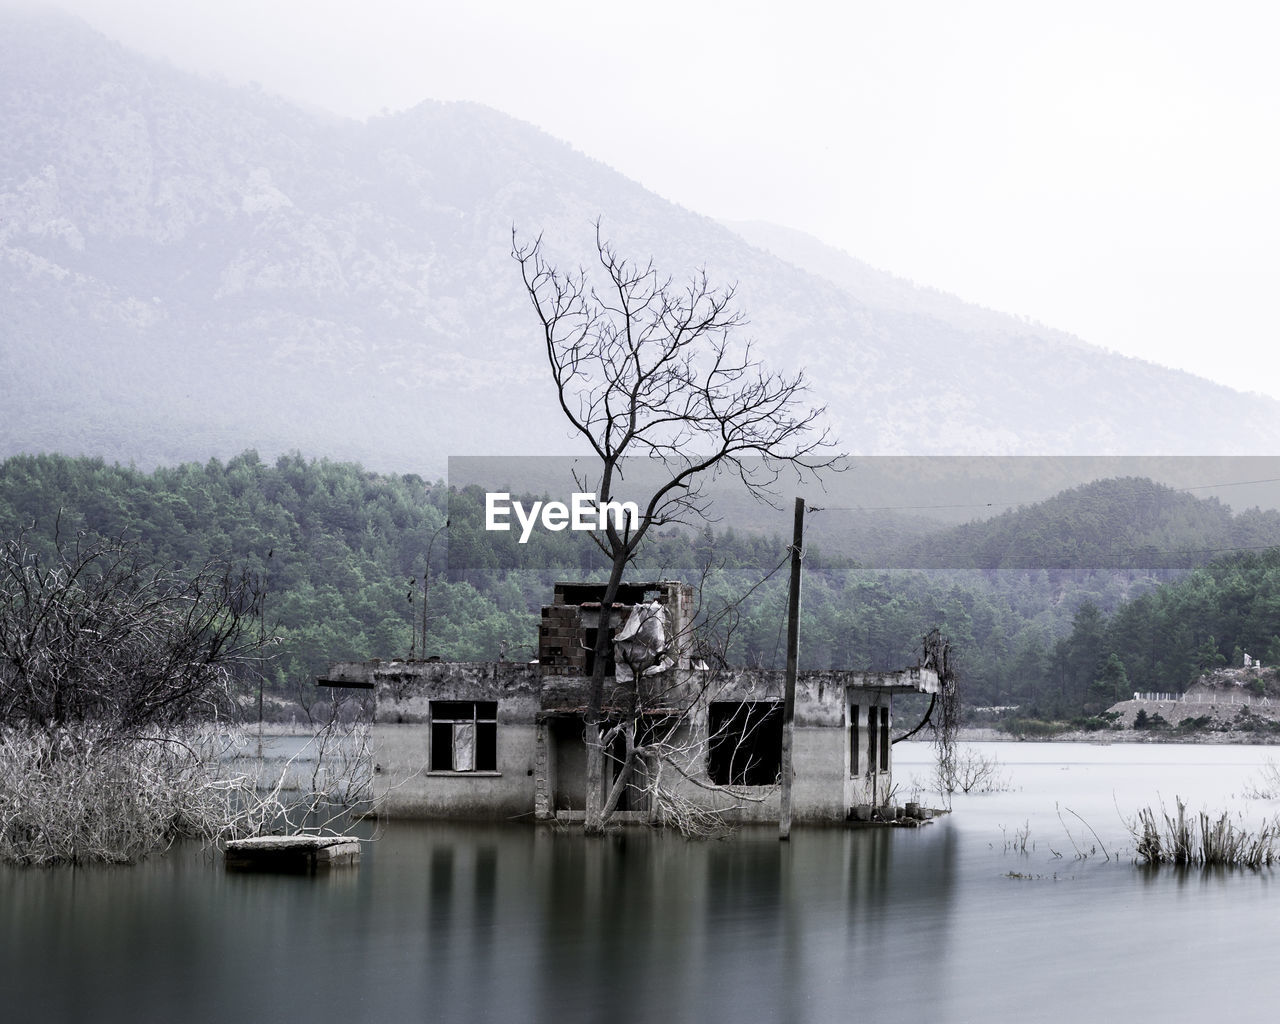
[1131,797,1280,868]
[0,723,373,866]
[0,727,225,864]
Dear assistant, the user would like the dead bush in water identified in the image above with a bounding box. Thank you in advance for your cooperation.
[936,745,1011,797]
[0,530,269,736]
[997,820,1032,854]
[1130,798,1280,868]
[1243,759,1280,799]
[0,726,233,864]
[0,723,374,866]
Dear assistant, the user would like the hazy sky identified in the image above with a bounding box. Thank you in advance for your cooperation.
[34,0,1280,401]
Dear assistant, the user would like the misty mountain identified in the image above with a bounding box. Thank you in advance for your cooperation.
[5,11,1280,478]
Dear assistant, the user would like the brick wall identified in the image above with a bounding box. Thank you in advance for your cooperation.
[538,604,588,677]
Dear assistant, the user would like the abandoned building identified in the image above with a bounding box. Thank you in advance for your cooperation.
[321,581,939,825]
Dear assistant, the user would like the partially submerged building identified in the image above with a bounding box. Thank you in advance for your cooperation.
[321,581,939,825]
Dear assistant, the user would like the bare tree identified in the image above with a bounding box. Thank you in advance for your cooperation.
[908,629,962,807]
[513,223,836,834]
[0,527,394,864]
[0,529,268,738]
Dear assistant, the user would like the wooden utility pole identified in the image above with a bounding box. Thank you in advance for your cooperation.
[420,519,448,659]
[420,567,429,658]
[779,497,804,840]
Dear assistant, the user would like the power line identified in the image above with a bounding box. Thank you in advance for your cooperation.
[809,501,996,513]
[809,474,1280,516]
[1176,476,1280,491]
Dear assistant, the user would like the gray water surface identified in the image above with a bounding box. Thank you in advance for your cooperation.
[5,742,1280,1023]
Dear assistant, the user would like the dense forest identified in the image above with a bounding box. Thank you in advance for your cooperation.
[1048,549,1280,715]
[3,452,1280,721]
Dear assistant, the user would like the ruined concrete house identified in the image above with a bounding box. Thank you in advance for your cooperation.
[321,581,939,824]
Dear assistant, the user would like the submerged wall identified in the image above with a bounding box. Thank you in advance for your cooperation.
[328,658,934,822]
[366,661,541,820]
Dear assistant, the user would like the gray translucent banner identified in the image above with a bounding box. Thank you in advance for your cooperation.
[445,455,1280,575]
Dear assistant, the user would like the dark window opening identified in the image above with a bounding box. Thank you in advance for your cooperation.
[707,701,783,786]
[556,583,654,606]
[850,703,860,776]
[879,706,890,772]
[583,627,616,677]
[866,705,877,776]
[430,700,497,771]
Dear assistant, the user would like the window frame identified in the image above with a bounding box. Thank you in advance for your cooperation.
[863,702,890,775]
[428,700,499,773]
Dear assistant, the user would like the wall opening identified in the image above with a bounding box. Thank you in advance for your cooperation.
[878,705,890,772]
[707,701,783,786]
[850,703,860,776]
[864,703,890,774]
[866,704,877,776]
[582,627,617,678]
[430,700,497,771]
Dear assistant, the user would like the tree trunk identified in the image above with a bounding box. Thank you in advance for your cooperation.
[600,720,636,821]
[583,551,630,836]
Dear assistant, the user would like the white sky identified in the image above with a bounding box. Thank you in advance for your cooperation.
[31,0,1280,400]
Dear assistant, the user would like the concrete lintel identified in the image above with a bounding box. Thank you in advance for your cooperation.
[843,667,940,695]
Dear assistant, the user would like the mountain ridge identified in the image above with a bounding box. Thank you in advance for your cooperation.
[4,10,1279,477]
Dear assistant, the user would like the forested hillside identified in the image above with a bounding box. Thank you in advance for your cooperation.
[1,452,463,694]
[899,476,1280,571]
[4,453,1279,719]
[1049,549,1280,716]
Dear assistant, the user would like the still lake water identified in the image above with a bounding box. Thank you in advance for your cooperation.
[5,741,1280,1023]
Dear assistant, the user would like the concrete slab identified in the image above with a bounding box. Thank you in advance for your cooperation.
[224,835,361,873]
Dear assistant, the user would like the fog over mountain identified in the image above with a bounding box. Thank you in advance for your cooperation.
[4,10,1279,477]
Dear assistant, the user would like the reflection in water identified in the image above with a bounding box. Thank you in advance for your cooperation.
[7,743,1280,1022]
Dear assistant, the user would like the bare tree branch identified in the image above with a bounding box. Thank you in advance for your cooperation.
[512,223,840,834]
[0,529,271,738]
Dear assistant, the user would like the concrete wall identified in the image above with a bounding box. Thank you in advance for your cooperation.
[613,671,901,824]
[369,661,541,820]
[336,657,922,823]
[373,722,539,819]
[844,696,894,810]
